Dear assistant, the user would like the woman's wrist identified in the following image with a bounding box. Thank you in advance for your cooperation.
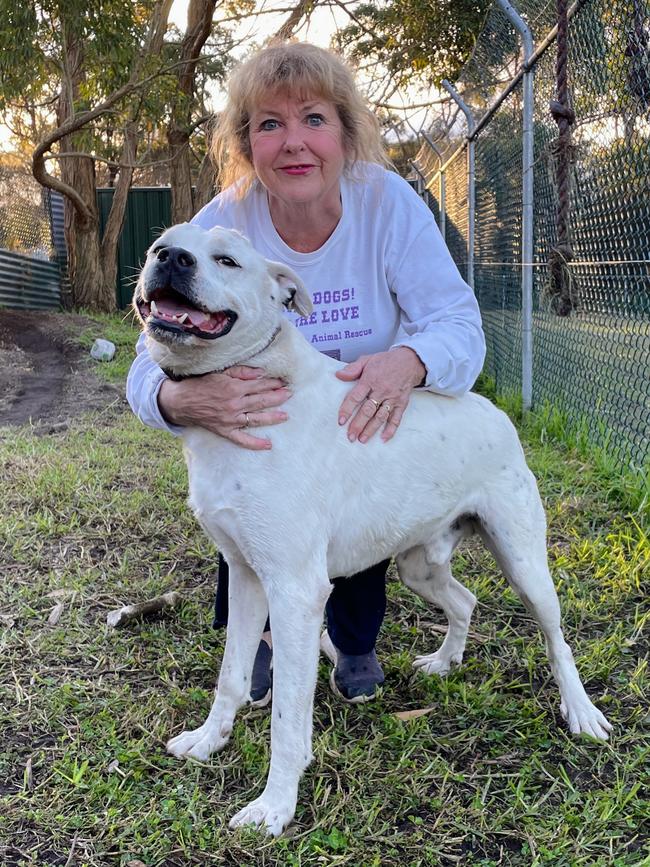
[158,378,185,425]
[391,346,427,388]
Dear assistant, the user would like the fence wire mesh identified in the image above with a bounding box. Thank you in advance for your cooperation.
[0,166,55,259]
[415,0,650,471]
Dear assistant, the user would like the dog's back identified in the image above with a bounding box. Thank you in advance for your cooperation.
[182,349,529,582]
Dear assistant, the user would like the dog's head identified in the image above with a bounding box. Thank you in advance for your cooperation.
[133,223,312,375]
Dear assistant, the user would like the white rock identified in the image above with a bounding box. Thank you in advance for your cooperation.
[90,338,116,362]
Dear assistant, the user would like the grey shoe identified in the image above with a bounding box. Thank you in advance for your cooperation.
[250,639,272,707]
[320,630,384,704]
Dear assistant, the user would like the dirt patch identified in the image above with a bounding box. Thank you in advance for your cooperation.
[0,309,125,428]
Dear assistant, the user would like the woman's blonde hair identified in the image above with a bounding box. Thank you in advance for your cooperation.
[212,41,388,197]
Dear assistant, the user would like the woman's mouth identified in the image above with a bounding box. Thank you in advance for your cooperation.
[279,165,315,176]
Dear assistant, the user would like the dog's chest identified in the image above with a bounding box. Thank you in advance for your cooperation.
[181,424,329,542]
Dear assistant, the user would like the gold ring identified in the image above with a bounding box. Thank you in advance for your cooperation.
[244,412,250,428]
[367,397,380,410]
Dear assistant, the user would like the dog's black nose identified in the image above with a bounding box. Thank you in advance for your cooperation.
[156,247,196,270]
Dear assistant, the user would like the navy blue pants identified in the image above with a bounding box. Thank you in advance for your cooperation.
[213,553,390,655]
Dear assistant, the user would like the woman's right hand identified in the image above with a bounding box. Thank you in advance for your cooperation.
[158,366,291,450]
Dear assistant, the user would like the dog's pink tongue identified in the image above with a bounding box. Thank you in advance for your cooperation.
[157,298,210,326]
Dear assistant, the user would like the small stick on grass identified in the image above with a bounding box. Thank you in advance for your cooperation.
[106,591,182,628]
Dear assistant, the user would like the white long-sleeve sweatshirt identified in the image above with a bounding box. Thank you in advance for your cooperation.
[126,163,485,434]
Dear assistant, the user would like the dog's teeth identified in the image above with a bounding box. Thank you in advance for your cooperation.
[178,312,189,323]
[151,300,159,315]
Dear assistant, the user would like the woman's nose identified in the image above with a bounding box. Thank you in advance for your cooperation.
[282,121,305,152]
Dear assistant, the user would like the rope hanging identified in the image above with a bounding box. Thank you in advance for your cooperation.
[548,0,578,316]
[626,0,650,111]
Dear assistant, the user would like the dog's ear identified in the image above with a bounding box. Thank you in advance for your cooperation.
[266,260,313,317]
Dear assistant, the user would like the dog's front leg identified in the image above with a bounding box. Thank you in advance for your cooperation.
[229,572,331,837]
[167,557,267,760]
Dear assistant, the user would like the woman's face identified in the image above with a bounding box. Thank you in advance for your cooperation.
[248,92,346,210]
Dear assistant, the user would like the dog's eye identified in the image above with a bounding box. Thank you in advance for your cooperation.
[213,255,240,268]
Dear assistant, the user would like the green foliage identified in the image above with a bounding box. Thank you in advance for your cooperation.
[0,0,151,109]
[335,0,491,88]
[0,0,236,187]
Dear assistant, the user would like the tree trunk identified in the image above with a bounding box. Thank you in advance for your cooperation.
[167,0,217,223]
[100,120,139,304]
[169,125,195,222]
[194,146,216,212]
[62,171,117,312]
[58,34,116,311]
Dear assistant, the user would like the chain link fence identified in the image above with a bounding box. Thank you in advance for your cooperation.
[0,166,62,309]
[414,0,650,471]
[0,166,55,258]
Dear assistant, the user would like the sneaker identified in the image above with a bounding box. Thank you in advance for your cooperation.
[320,630,384,704]
[249,639,272,707]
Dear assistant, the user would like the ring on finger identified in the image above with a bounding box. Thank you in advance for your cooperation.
[244,412,251,428]
[367,397,380,411]
[380,402,393,415]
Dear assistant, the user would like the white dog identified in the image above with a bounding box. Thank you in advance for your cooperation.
[134,223,611,836]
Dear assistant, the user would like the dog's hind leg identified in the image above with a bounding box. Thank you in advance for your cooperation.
[477,482,612,740]
[229,565,331,837]
[167,556,268,761]
[397,544,476,676]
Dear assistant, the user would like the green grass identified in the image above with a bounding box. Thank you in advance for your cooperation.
[0,315,648,866]
[75,308,142,383]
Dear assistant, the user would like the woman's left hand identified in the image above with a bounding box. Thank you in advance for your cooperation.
[336,347,426,444]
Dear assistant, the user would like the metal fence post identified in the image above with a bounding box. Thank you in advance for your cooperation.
[409,161,427,196]
[442,81,476,289]
[421,132,446,241]
[497,0,535,412]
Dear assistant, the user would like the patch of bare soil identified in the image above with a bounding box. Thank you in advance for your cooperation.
[0,309,125,429]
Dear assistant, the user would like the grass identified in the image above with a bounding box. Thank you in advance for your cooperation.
[0,314,648,866]
[75,309,143,384]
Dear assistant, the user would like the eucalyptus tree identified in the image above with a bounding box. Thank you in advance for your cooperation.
[0,0,237,310]
[333,0,490,93]
[0,0,175,309]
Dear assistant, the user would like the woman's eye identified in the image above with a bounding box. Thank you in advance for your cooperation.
[306,114,325,126]
[259,119,279,131]
[214,255,240,268]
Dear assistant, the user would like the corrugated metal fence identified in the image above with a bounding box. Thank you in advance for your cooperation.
[0,249,62,310]
[0,169,62,310]
[97,187,171,309]
[0,178,172,310]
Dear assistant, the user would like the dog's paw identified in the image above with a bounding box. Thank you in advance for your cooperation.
[560,697,613,741]
[229,795,294,837]
[412,650,462,677]
[166,721,231,761]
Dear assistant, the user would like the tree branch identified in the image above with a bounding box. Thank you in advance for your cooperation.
[272,0,318,41]
[32,60,190,214]
[44,151,175,170]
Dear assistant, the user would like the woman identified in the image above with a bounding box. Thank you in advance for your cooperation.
[127,41,485,706]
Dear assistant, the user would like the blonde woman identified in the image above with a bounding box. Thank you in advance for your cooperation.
[127,42,485,705]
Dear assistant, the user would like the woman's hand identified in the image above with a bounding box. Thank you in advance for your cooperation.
[336,347,425,444]
[158,366,291,450]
